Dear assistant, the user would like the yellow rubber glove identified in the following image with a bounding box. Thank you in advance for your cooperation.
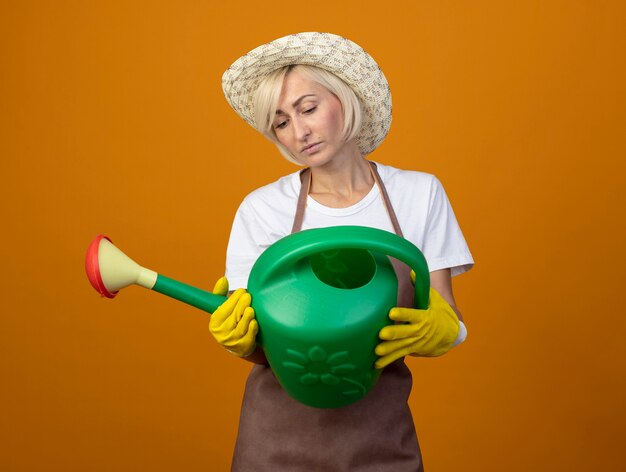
[374,287,460,369]
[208,277,258,357]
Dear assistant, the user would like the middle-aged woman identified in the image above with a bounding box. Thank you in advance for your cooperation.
[208,32,474,471]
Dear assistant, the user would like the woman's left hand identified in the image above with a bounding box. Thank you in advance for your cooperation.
[374,288,460,369]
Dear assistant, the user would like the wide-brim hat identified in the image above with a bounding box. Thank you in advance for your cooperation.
[222,32,392,156]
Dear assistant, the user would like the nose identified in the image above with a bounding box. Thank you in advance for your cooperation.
[292,117,311,141]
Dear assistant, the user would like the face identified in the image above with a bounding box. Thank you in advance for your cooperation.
[272,70,353,167]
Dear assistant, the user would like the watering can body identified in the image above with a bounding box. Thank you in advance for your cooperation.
[247,226,429,409]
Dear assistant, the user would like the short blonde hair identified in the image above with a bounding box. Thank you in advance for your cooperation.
[253,65,363,164]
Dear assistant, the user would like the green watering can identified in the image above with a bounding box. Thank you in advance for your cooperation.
[85,226,430,408]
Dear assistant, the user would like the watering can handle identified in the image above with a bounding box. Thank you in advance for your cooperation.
[251,226,430,310]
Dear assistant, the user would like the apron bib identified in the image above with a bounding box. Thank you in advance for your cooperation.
[231,162,424,471]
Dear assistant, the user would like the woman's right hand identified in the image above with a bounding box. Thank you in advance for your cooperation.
[209,277,258,357]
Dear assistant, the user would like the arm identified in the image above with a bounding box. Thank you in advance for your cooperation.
[429,268,464,323]
[241,346,268,365]
[374,174,472,369]
[375,268,466,369]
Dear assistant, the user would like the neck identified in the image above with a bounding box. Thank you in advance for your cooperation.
[308,148,374,208]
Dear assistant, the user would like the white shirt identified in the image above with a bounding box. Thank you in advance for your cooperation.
[226,162,474,290]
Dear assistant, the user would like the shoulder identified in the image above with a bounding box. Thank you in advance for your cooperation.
[374,161,442,196]
[239,172,300,204]
[233,169,302,232]
[239,170,301,211]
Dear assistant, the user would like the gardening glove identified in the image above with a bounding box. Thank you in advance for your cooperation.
[208,277,258,357]
[374,286,460,369]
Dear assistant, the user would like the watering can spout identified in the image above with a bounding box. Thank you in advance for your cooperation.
[85,235,157,297]
[85,234,226,312]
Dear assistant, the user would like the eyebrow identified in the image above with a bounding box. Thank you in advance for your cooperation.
[275,94,317,115]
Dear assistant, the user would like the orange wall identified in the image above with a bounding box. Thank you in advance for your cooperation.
[2,1,625,470]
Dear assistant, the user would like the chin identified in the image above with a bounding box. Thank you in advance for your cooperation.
[299,151,338,168]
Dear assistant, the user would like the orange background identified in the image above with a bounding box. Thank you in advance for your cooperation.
[2,1,625,470]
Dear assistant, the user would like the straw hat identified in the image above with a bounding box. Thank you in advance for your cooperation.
[222,32,392,155]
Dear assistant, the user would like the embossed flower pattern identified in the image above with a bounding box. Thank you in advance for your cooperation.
[282,346,366,396]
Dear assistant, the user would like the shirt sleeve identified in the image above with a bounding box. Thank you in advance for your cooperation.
[225,199,272,290]
[421,177,474,277]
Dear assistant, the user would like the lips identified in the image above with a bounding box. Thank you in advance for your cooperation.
[301,142,322,154]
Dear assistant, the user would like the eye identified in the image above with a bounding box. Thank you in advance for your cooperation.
[274,120,288,130]
[303,106,317,114]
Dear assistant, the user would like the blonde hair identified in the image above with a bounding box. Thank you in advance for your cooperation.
[253,65,363,164]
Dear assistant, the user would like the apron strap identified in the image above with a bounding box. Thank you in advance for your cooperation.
[291,167,311,234]
[368,162,404,238]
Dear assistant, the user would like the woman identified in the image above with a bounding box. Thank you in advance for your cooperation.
[209,32,473,471]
